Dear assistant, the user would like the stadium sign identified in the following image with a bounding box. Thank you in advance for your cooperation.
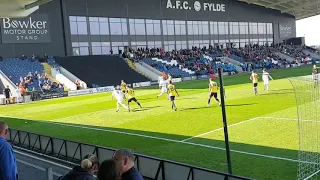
[183,77,192,81]
[92,86,115,93]
[172,78,182,83]
[68,89,93,97]
[0,15,51,43]
[133,82,151,88]
[166,0,226,12]
[279,23,293,38]
[198,74,210,79]
[39,92,68,100]
[68,86,115,97]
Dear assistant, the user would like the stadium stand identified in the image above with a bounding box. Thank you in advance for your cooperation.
[54,55,150,87]
[0,57,65,93]
[0,58,43,91]
[133,46,239,77]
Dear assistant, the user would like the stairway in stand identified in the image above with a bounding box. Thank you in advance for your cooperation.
[42,63,68,91]
[124,58,147,78]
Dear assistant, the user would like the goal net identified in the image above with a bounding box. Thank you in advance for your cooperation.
[289,75,320,180]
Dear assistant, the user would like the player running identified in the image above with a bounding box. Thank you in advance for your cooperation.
[313,65,319,88]
[126,85,142,112]
[120,80,127,99]
[167,80,179,111]
[262,69,273,91]
[207,78,221,107]
[250,71,259,95]
[112,86,128,112]
[157,75,168,98]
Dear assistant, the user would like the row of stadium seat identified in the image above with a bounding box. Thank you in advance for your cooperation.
[0,58,44,91]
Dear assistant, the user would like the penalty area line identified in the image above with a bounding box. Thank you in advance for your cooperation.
[2,114,315,164]
[180,117,261,142]
[7,116,308,164]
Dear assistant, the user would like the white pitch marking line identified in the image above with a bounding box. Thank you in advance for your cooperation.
[304,169,320,180]
[44,120,318,164]
[8,117,309,164]
[3,114,317,164]
[180,117,261,142]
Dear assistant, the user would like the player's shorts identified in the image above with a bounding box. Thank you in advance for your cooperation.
[169,96,175,101]
[253,83,258,87]
[128,97,138,103]
[210,92,218,99]
[117,98,124,103]
[122,90,126,93]
[161,86,168,93]
[263,81,269,85]
[5,94,10,99]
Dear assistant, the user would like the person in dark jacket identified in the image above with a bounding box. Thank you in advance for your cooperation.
[97,159,120,180]
[113,149,143,180]
[59,154,99,180]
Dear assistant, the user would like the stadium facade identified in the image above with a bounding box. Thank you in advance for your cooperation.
[0,0,296,57]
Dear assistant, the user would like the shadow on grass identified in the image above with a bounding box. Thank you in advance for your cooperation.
[2,116,299,180]
[225,103,257,107]
[179,107,210,111]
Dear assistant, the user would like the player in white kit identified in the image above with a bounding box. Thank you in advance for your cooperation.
[156,75,169,98]
[112,86,129,112]
[262,69,273,91]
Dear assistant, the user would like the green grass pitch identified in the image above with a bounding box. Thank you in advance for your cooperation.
[0,65,316,179]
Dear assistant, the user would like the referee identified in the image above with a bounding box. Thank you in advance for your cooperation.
[3,86,11,105]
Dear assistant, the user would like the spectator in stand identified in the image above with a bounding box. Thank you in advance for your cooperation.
[97,159,120,180]
[113,149,143,180]
[19,85,26,103]
[76,80,81,90]
[0,121,18,180]
[20,55,26,60]
[59,154,99,180]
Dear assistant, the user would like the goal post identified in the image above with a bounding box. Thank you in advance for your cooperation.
[289,75,320,180]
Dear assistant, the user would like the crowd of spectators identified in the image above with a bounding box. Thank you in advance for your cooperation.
[16,72,64,94]
[126,44,313,75]
[126,45,237,75]
[279,45,308,60]
[127,44,315,74]
[59,148,143,180]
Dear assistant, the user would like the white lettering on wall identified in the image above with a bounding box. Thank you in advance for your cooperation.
[2,17,47,29]
[166,0,226,12]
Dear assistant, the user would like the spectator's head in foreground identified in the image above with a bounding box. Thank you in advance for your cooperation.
[81,154,99,175]
[97,159,119,180]
[0,121,8,139]
[113,149,135,174]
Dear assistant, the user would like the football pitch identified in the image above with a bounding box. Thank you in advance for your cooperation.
[0,65,316,180]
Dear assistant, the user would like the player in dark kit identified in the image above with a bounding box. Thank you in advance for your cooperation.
[3,86,12,105]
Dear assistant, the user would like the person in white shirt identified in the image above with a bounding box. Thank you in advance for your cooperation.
[262,69,273,91]
[112,86,128,112]
[156,75,168,98]
[15,87,21,103]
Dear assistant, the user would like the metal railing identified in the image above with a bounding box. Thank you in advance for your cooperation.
[7,128,254,180]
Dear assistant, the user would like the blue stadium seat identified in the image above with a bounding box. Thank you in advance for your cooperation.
[0,58,44,91]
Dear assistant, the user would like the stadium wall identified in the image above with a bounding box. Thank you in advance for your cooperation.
[0,0,296,57]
